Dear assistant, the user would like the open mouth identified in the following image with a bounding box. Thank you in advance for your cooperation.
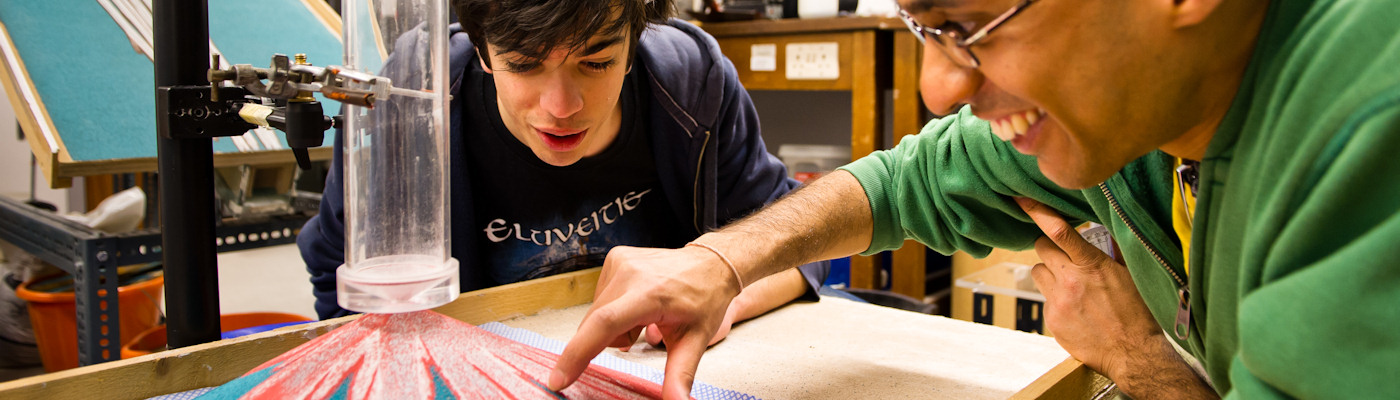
[989,108,1047,154]
[535,128,587,152]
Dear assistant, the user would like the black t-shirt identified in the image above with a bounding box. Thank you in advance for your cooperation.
[463,64,685,285]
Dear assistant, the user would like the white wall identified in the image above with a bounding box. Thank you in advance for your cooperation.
[0,85,73,213]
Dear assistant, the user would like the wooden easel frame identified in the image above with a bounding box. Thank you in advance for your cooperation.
[0,0,340,189]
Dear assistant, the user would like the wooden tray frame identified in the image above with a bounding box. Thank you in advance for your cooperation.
[0,268,1107,399]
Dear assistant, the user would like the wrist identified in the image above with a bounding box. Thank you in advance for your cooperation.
[1101,329,1163,380]
[685,241,746,293]
[691,227,797,299]
[1107,333,1215,399]
[726,290,751,319]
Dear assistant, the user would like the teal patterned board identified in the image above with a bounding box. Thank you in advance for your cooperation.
[0,0,351,163]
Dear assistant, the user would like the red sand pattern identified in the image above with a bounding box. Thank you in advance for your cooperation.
[235,310,666,399]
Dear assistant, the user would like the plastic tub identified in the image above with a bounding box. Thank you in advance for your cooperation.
[778,144,850,182]
[15,272,164,372]
[121,312,314,359]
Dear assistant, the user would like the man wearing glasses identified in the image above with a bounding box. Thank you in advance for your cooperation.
[548,0,1400,398]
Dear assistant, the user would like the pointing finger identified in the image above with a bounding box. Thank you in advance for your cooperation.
[550,299,654,391]
[1029,262,1056,298]
[1032,236,1070,268]
[1015,197,1108,266]
[659,329,708,400]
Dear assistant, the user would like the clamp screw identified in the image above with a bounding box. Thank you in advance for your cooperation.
[210,54,223,102]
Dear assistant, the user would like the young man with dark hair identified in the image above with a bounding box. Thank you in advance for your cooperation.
[298,0,829,345]
[552,0,1400,398]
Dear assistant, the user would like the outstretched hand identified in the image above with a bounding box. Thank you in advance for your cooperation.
[548,245,741,399]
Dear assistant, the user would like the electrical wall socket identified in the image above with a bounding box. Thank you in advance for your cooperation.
[785,42,839,80]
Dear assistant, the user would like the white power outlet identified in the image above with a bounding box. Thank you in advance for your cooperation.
[785,42,839,80]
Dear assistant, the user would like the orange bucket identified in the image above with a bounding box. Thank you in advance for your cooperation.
[15,272,165,372]
[122,312,313,359]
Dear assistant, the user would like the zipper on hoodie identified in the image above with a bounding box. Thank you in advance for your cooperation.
[692,130,711,233]
[1098,182,1192,340]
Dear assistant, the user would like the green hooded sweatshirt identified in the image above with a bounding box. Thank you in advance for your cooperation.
[838,0,1400,397]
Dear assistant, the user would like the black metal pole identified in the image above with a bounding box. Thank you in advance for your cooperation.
[155,0,221,348]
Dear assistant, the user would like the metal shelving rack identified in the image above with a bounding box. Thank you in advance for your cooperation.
[0,195,308,366]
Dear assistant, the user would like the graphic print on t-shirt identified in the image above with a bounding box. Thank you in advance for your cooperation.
[483,189,653,247]
[480,188,666,282]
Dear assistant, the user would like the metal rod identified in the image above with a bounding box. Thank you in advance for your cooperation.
[154,0,221,348]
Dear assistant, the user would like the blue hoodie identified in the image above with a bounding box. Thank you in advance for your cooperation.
[298,19,829,319]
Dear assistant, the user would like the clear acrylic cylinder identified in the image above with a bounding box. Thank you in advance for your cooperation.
[337,0,458,313]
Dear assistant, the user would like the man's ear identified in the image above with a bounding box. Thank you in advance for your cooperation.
[476,48,493,74]
[1171,0,1226,28]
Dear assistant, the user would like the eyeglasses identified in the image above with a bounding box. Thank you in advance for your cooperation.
[898,0,1037,69]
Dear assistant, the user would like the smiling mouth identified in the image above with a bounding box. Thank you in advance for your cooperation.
[989,108,1047,153]
[989,109,1045,141]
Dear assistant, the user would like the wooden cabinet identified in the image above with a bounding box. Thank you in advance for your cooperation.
[700,17,934,299]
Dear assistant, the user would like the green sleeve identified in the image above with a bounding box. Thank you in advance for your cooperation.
[836,106,1094,256]
[1225,96,1400,399]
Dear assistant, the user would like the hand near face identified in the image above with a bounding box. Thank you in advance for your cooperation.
[548,245,740,399]
[1014,198,1168,379]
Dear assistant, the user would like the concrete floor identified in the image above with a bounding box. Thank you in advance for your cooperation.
[208,243,317,318]
[0,243,314,383]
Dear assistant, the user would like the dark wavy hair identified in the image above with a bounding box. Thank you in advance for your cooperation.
[453,0,675,68]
